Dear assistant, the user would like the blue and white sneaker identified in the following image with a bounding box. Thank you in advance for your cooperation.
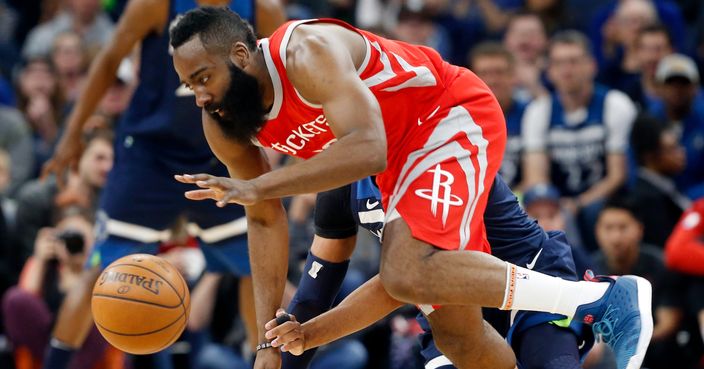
[575,274,653,369]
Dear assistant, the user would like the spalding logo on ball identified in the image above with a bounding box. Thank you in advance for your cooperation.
[92,254,191,354]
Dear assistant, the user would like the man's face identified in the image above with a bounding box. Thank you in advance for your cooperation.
[504,16,547,63]
[79,138,113,188]
[548,43,595,95]
[637,33,672,78]
[70,0,101,22]
[525,200,565,232]
[660,77,697,113]
[655,130,686,176]
[173,37,267,142]
[472,55,514,105]
[596,208,642,268]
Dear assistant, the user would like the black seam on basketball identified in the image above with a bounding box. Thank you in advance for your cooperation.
[103,263,184,303]
[93,293,182,309]
[95,308,187,336]
[156,318,188,352]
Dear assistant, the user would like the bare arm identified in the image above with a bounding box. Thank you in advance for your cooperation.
[250,28,387,200]
[42,0,167,178]
[651,306,682,341]
[255,0,287,37]
[189,114,290,352]
[187,273,223,331]
[576,153,626,207]
[522,151,550,188]
[265,275,404,354]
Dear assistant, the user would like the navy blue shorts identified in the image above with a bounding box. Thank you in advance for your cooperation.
[99,135,246,233]
[86,234,250,276]
[417,231,591,368]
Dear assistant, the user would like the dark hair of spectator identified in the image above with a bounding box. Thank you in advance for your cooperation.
[169,7,257,56]
[636,23,674,50]
[83,128,114,147]
[631,114,666,166]
[601,191,644,225]
[549,30,593,57]
[468,42,515,69]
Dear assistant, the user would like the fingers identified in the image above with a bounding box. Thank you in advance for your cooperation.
[174,173,214,184]
[184,189,220,201]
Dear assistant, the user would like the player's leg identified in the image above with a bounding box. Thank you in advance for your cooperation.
[514,323,581,369]
[197,234,258,351]
[424,305,515,369]
[379,98,651,368]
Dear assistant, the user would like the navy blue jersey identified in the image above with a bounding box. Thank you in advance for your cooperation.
[548,85,609,197]
[500,98,528,189]
[118,0,254,159]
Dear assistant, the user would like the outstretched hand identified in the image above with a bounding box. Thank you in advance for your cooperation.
[41,131,84,188]
[174,173,260,206]
[265,309,305,356]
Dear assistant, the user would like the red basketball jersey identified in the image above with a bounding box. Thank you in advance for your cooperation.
[255,19,506,251]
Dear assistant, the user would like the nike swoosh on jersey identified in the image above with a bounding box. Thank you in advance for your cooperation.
[366,199,380,209]
[526,248,543,270]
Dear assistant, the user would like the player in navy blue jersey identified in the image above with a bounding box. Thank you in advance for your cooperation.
[40,1,285,369]
[273,175,605,369]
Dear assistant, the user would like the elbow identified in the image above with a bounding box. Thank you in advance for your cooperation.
[368,148,387,174]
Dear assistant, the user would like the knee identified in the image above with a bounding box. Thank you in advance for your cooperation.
[379,258,416,302]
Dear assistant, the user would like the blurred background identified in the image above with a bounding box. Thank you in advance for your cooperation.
[0,0,703,368]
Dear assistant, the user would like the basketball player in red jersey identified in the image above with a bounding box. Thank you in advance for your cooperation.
[170,8,653,369]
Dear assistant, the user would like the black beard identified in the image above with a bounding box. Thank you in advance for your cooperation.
[206,62,267,143]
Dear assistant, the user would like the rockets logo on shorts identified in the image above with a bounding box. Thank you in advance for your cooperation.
[414,164,464,227]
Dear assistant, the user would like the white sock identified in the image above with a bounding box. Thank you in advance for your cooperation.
[499,263,609,318]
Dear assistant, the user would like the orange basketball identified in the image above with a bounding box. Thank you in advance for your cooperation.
[91,254,190,354]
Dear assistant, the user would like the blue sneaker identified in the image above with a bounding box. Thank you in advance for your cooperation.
[574,274,653,369]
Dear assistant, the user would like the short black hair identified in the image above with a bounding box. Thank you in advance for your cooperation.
[549,30,593,58]
[601,191,644,225]
[468,42,514,69]
[170,7,257,55]
[630,114,666,166]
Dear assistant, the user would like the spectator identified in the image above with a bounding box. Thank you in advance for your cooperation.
[392,5,452,61]
[0,105,34,196]
[21,0,114,59]
[630,114,689,247]
[591,195,687,369]
[15,57,64,177]
[522,30,637,250]
[469,42,529,189]
[522,183,592,276]
[623,23,674,109]
[648,53,704,198]
[503,11,548,103]
[597,0,658,92]
[2,206,124,369]
[590,0,687,69]
[15,129,113,263]
[50,31,86,104]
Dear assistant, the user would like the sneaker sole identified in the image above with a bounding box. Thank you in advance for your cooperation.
[625,276,653,369]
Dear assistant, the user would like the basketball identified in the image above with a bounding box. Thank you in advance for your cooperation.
[91,254,191,355]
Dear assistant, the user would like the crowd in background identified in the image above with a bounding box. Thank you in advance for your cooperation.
[0,0,703,368]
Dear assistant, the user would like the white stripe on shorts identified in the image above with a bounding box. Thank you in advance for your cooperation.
[384,106,488,250]
[426,355,454,369]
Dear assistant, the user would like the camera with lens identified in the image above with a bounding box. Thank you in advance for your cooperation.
[57,230,85,255]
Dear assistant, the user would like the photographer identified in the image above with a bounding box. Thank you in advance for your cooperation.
[1,206,122,369]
